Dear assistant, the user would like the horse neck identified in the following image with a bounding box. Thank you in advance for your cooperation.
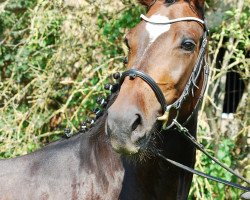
[82,86,200,199]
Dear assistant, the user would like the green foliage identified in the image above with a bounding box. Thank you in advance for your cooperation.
[189,3,249,199]
[100,6,144,56]
[189,137,241,199]
[0,0,145,157]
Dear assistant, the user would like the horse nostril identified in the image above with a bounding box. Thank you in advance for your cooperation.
[131,114,142,132]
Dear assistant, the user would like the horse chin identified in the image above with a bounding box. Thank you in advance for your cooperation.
[106,116,160,157]
[110,139,140,155]
[110,131,152,156]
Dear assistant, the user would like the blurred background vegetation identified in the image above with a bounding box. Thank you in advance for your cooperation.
[0,0,249,199]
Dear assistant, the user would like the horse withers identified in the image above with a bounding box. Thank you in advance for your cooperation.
[0,0,207,199]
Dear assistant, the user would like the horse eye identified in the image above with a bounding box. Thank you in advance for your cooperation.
[181,39,196,51]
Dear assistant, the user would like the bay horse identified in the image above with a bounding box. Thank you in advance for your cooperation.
[0,0,208,199]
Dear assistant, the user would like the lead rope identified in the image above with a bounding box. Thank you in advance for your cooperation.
[172,119,250,186]
[156,152,250,191]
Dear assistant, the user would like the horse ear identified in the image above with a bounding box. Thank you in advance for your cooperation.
[193,0,205,8]
[137,0,155,7]
[190,0,205,17]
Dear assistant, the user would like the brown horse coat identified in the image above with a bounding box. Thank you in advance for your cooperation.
[0,118,124,199]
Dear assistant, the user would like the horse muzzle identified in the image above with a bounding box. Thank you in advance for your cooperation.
[106,105,150,155]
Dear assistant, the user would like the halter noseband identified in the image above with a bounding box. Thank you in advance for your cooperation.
[119,14,209,129]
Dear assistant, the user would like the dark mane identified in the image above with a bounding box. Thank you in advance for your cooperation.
[39,108,109,156]
[56,92,118,145]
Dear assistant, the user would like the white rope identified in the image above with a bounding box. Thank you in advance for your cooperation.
[140,14,205,25]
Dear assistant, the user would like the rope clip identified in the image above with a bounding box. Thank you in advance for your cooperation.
[157,106,171,129]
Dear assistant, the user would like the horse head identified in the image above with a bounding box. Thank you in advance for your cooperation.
[106,0,207,155]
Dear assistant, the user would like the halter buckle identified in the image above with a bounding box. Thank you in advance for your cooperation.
[157,106,171,129]
[157,110,169,121]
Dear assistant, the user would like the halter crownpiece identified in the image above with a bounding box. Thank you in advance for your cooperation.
[140,14,205,24]
[140,14,208,32]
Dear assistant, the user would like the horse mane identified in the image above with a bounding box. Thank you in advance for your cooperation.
[55,92,118,144]
[40,112,108,156]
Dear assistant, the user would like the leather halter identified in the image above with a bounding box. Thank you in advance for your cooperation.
[117,15,250,193]
[120,69,168,112]
[120,14,209,129]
